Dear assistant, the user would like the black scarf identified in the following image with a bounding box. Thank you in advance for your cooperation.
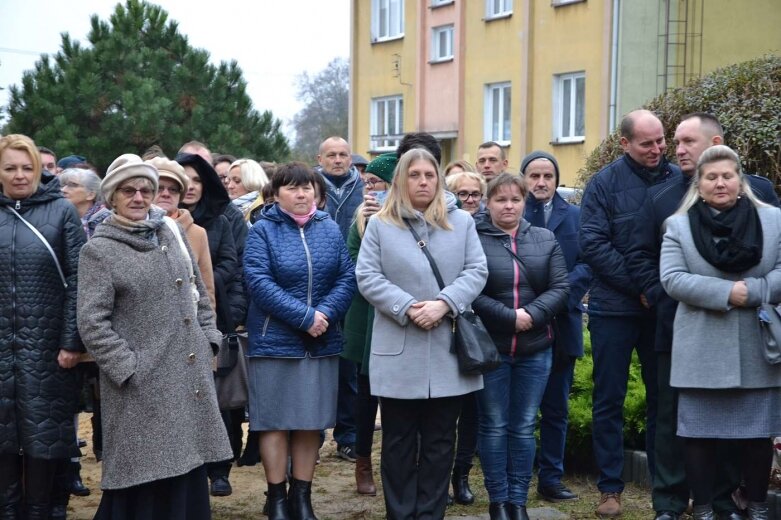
[688,197,763,273]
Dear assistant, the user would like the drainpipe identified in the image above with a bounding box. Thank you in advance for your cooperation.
[608,0,620,132]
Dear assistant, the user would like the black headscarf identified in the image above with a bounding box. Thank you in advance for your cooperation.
[175,153,231,227]
[688,196,763,273]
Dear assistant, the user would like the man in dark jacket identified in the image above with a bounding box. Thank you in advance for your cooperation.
[315,136,364,462]
[626,112,779,520]
[522,151,591,503]
[579,109,680,517]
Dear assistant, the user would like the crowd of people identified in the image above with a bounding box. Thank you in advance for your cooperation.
[1,107,780,520]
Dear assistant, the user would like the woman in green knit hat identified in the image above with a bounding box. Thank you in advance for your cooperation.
[342,152,396,496]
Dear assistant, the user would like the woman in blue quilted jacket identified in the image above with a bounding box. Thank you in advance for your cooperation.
[244,162,356,520]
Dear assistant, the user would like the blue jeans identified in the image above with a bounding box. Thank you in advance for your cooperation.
[589,314,657,493]
[537,356,576,488]
[477,349,552,505]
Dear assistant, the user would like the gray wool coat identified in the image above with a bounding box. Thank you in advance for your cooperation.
[355,205,488,399]
[660,206,781,390]
[77,217,232,490]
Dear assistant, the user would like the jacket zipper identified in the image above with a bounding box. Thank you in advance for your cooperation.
[300,227,313,306]
[10,219,17,358]
[261,315,271,336]
[509,238,520,357]
[332,176,357,224]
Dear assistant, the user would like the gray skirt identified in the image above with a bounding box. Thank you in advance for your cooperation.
[248,354,338,431]
[678,387,781,438]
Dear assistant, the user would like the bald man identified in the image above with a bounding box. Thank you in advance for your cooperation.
[579,109,681,517]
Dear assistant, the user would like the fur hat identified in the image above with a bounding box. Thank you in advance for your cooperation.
[365,153,398,184]
[146,157,188,192]
[101,154,159,208]
[520,150,560,188]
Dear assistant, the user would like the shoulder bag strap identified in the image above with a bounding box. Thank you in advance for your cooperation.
[7,206,68,288]
[404,219,445,291]
[163,216,194,282]
[502,242,544,297]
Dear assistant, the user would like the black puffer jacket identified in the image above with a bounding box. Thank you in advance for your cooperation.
[473,218,569,356]
[0,174,86,458]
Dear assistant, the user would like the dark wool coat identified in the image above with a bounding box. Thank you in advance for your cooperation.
[0,174,86,459]
[244,204,356,358]
[77,217,232,489]
[473,219,569,356]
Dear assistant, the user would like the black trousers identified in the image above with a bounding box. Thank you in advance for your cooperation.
[380,395,461,520]
[453,392,478,470]
[355,370,379,458]
[207,408,244,480]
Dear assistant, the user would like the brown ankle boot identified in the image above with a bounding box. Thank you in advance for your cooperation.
[355,456,377,496]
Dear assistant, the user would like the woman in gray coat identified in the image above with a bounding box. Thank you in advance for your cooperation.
[77,154,232,520]
[660,145,781,520]
[356,148,488,520]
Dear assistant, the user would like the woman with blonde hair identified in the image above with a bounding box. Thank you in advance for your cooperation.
[661,145,781,520]
[227,158,269,219]
[447,170,487,217]
[444,159,475,177]
[356,148,488,519]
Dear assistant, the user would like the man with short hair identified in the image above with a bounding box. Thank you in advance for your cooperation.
[214,154,237,188]
[316,136,364,462]
[476,141,508,182]
[179,140,213,165]
[522,151,591,504]
[396,132,442,165]
[39,147,57,174]
[627,112,778,520]
[579,109,680,517]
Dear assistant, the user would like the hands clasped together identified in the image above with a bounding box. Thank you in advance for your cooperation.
[407,300,450,330]
[307,310,330,337]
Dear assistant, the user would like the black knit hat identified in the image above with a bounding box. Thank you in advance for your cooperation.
[520,150,560,188]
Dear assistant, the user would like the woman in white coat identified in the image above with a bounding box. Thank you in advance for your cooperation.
[660,145,781,520]
[355,148,488,520]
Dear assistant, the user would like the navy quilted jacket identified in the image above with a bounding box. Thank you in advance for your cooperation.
[0,174,86,458]
[579,154,679,315]
[244,204,356,358]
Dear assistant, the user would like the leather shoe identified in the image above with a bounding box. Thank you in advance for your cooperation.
[717,513,746,520]
[596,492,622,517]
[210,476,232,497]
[508,503,530,520]
[451,465,475,505]
[489,502,511,520]
[70,477,90,497]
[538,483,578,502]
[655,511,681,520]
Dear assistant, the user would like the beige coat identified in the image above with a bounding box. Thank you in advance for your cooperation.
[175,208,216,312]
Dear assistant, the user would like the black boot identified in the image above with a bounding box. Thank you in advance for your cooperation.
[508,503,530,520]
[0,479,21,520]
[266,481,289,520]
[237,431,261,467]
[489,502,511,520]
[451,465,474,505]
[69,461,90,497]
[288,477,317,520]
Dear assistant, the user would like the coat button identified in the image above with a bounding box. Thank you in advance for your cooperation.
[176,278,183,286]
[184,318,191,325]
[393,305,400,312]
[161,245,168,252]
[188,353,196,363]
[195,389,201,398]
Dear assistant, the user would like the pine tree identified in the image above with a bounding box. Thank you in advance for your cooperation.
[6,0,290,170]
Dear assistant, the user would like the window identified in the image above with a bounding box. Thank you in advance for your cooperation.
[484,83,511,144]
[553,72,585,142]
[431,25,454,62]
[372,0,404,42]
[371,96,404,151]
[486,0,512,18]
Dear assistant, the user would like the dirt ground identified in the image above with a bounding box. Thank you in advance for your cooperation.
[68,413,657,520]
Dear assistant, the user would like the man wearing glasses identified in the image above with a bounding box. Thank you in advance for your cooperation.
[521,150,591,504]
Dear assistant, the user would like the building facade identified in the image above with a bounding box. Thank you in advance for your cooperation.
[350,0,781,186]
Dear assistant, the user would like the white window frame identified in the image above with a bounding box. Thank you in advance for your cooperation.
[552,0,586,6]
[486,0,513,19]
[431,25,454,63]
[552,71,586,143]
[484,82,512,145]
[370,96,404,152]
[371,0,404,42]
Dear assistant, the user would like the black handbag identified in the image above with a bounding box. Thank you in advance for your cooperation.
[404,220,501,375]
[758,287,781,365]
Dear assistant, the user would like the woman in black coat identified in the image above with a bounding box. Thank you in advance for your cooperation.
[176,152,248,497]
[472,173,569,520]
[0,134,86,518]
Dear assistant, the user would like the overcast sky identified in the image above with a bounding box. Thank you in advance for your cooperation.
[0,0,350,136]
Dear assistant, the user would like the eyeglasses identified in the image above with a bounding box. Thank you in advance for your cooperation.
[158,185,182,195]
[365,178,386,187]
[117,186,154,199]
[456,191,482,201]
[62,182,82,189]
